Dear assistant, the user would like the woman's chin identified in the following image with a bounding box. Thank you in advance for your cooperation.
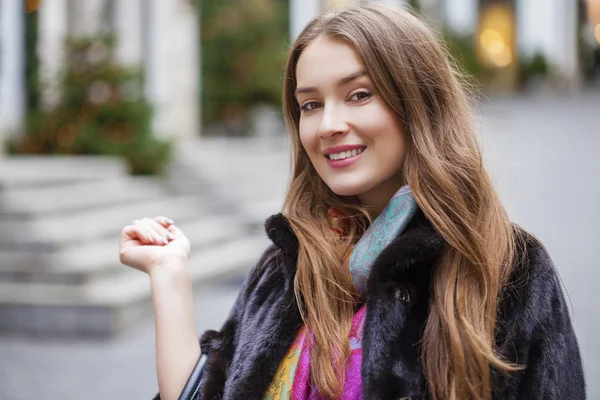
[327,184,363,198]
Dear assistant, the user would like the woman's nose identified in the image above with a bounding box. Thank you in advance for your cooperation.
[318,106,350,139]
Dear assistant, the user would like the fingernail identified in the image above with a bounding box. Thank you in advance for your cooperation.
[161,237,169,245]
[166,232,175,240]
[166,218,174,224]
[146,234,153,242]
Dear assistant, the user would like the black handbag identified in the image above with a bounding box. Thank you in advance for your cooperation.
[178,354,208,400]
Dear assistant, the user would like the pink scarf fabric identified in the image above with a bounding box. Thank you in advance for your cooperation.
[289,305,366,400]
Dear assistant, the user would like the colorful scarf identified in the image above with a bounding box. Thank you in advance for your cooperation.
[263,185,418,400]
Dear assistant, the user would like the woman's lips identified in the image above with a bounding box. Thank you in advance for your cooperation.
[325,149,365,168]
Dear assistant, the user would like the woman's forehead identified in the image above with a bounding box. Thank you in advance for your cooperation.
[296,36,366,87]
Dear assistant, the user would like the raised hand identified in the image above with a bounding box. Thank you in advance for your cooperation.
[119,216,191,276]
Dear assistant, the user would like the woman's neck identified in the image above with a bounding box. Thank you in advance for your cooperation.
[358,175,405,218]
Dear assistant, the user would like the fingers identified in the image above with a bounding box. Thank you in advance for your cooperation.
[127,217,175,246]
[166,223,184,239]
[145,218,174,244]
[153,216,174,228]
[121,224,153,246]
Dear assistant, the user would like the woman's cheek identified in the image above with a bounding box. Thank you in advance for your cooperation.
[298,127,310,151]
[299,123,319,154]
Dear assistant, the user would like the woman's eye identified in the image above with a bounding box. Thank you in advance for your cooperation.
[350,91,372,102]
[300,101,322,112]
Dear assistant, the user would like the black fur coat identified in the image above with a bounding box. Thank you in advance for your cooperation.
[159,210,585,400]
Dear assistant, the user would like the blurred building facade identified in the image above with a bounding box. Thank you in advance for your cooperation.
[290,0,405,39]
[291,0,599,89]
[0,0,26,144]
[0,0,199,145]
[2,0,599,147]
[466,0,590,89]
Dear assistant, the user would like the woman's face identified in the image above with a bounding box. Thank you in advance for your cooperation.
[295,35,407,212]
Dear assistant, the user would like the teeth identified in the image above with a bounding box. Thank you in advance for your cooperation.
[327,147,364,160]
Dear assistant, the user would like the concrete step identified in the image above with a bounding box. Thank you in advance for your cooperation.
[0,177,171,218]
[180,155,289,182]
[0,156,126,189]
[0,195,205,249]
[175,138,290,180]
[240,198,285,228]
[171,140,288,225]
[0,235,270,336]
[0,215,252,283]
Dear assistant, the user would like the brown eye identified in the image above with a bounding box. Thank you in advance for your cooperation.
[350,90,372,102]
[300,101,322,112]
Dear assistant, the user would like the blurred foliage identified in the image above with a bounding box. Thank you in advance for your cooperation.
[442,30,552,91]
[407,0,421,13]
[401,4,489,87]
[441,28,487,83]
[6,35,172,175]
[519,52,550,80]
[516,51,550,90]
[200,0,289,133]
[25,10,40,111]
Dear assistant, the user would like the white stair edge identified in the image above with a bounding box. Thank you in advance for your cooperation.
[0,177,169,216]
[0,215,253,275]
[0,236,271,307]
[0,195,205,247]
[0,156,126,188]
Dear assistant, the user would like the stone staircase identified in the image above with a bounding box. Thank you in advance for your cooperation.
[168,137,291,231]
[0,156,269,337]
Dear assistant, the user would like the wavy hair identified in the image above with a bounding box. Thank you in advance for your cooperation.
[281,4,520,399]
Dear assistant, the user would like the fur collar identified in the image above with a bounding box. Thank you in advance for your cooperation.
[264,210,445,287]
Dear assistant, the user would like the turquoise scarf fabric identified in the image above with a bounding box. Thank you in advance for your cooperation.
[350,184,418,297]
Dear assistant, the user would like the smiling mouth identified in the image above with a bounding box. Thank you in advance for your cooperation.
[325,147,366,160]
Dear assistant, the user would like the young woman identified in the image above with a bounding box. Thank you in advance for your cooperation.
[119,4,585,400]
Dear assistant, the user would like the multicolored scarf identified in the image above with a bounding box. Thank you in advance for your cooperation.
[263,185,418,400]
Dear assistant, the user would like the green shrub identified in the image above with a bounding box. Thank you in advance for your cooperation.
[406,0,421,12]
[6,35,172,175]
[200,0,289,132]
[520,52,550,79]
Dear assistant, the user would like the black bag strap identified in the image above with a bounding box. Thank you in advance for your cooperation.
[178,354,208,400]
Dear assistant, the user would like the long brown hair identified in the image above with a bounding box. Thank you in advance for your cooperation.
[281,4,520,399]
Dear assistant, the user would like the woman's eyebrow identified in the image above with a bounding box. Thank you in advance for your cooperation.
[295,70,368,96]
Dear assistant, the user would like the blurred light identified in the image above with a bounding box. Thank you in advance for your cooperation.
[589,0,600,24]
[480,28,502,48]
[479,28,512,67]
[24,0,42,13]
[476,4,515,69]
[595,24,600,45]
[491,51,512,68]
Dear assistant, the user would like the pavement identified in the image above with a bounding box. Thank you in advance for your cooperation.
[0,91,599,399]
[0,278,244,400]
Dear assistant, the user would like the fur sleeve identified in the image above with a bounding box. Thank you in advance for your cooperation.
[498,238,586,399]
